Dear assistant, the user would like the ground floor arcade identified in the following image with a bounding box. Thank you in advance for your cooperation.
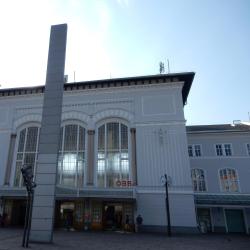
[1,198,135,232]
[195,194,250,234]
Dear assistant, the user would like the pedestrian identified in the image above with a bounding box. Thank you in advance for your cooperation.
[135,214,143,232]
[1,213,7,227]
[124,215,130,232]
[65,214,71,231]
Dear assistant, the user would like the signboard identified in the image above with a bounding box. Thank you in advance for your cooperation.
[116,180,133,187]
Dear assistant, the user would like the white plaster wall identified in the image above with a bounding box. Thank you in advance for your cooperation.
[137,193,197,227]
[188,132,250,193]
[0,82,189,190]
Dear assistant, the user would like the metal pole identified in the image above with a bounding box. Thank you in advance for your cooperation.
[165,174,171,236]
[22,193,30,247]
[25,191,34,247]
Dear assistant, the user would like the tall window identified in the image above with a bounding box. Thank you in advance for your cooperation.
[14,126,39,187]
[219,168,239,192]
[97,122,129,188]
[191,169,206,192]
[57,124,86,187]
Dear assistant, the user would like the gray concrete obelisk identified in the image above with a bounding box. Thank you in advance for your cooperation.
[30,24,67,243]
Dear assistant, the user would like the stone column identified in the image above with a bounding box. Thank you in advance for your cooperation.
[87,130,95,185]
[130,128,137,185]
[30,24,67,243]
[4,134,16,185]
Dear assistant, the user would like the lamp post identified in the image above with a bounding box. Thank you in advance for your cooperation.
[21,165,36,248]
[161,174,172,236]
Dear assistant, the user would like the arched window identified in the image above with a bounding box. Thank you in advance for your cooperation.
[219,168,239,192]
[57,124,86,187]
[14,126,40,187]
[97,122,129,188]
[191,169,206,192]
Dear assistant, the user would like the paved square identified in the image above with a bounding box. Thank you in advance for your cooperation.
[0,229,250,250]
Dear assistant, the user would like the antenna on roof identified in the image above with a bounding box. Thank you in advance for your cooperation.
[248,112,250,121]
[74,71,76,82]
[167,59,170,74]
[159,60,170,74]
[64,75,68,83]
[159,62,165,74]
[233,120,241,126]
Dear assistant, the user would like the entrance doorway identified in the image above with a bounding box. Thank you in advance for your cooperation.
[58,202,75,229]
[197,208,212,232]
[103,204,123,230]
[10,200,26,226]
[225,209,246,233]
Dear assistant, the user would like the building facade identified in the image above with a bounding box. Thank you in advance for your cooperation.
[1,75,250,235]
[0,72,198,234]
[187,124,250,234]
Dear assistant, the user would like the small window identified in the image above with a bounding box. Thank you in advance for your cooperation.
[224,144,232,156]
[194,145,201,157]
[246,143,250,156]
[215,144,232,156]
[216,144,223,156]
[188,145,193,157]
[188,145,202,157]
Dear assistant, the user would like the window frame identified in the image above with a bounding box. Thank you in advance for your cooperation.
[95,118,131,188]
[188,144,202,157]
[246,143,250,156]
[12,123,40,187]
[57,120,87,188]
[214,143,233,157]
[218,168,240,193]
[191,168,207,192]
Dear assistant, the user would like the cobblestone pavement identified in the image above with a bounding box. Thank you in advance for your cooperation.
[0,229,250,250]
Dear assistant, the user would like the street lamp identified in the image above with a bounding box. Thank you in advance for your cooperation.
[21,165,36,248]
[161,174,172,236]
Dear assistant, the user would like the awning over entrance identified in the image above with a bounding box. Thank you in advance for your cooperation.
[195,194,250,205]
[0,186,26,197]
[0,186,136,200]
[55,186,136,200]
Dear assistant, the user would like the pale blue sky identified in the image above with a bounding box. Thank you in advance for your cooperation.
[0,0,249,125]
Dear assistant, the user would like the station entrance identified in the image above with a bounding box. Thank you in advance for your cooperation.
[55,199,134,231]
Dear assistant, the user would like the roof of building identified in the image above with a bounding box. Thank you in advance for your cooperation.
[187,123,250,134]
[0,72,195,105]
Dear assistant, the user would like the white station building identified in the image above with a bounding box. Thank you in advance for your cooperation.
[0,25,250,241]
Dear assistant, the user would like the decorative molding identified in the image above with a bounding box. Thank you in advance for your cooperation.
[12,109,134,131]
[13,114,42,130]
[61,111,90,123]
[64,98,132,107]
[135,120,186,126]
[16,105,42,112]
[63,81,184,97]
[92,109,134,124]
